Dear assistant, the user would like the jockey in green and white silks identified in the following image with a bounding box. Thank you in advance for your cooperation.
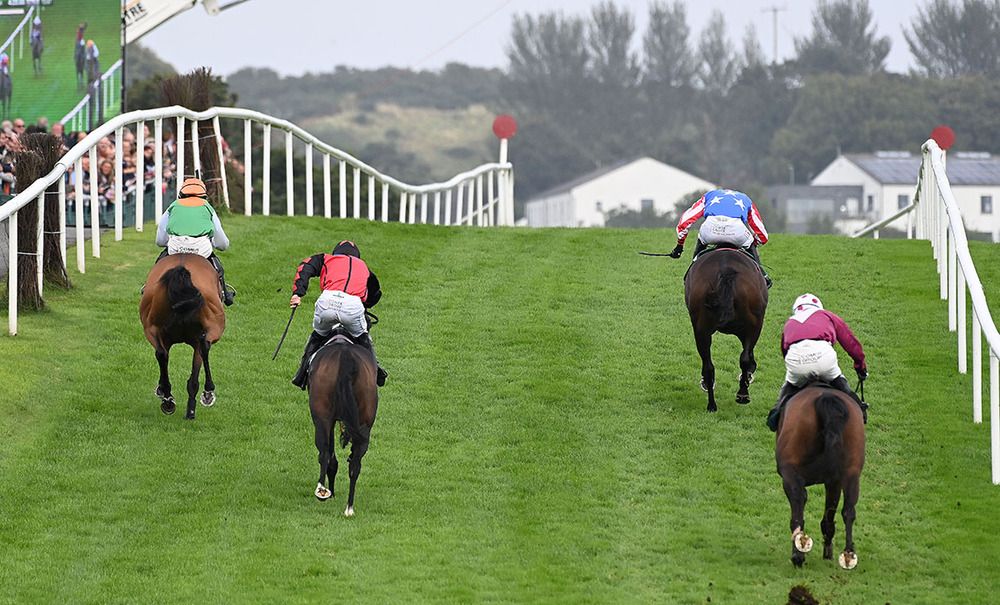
[154,177,235,306]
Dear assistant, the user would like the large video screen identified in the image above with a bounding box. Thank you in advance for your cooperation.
[0,0,122,130]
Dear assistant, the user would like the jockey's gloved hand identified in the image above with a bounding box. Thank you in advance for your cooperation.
[856,367,868,382]
[668,244,684,259]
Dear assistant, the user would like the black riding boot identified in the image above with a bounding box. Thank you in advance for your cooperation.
[748,243,772,289]
[355,332,388,387]
[208,253,235,306]
[292,331,328,390]
[155,248,169,263]
[767,382,802,432]
[830,375,868,423]
[692,239,708,260]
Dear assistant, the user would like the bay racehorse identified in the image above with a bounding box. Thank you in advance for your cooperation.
[775,385,865,569]
[308,328,379,517]
[140,254,225,420]
[684,247,768,411]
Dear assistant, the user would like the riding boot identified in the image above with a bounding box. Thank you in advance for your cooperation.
[292,331,328,390]
[209,253,235,306]
[830,375,867,423]
[748,243,772,289]
[767,382,802,432]
[354,332,388,387]
[692,239,708,261]
[155,248,169,263]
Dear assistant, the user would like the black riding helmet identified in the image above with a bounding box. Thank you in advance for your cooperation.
[333,240,360,258]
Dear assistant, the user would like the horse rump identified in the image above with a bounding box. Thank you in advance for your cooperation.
[160,265,204,316]
[330,349,362,448]
[706,267,738,325]
[814,391,850,460]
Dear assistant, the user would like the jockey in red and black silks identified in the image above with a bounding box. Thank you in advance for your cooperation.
[289,240,387,389]
[668,188,772,288]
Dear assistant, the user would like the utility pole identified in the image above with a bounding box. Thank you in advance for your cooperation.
[761,5,787,65]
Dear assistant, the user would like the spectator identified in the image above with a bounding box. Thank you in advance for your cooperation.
[97,159,114,204]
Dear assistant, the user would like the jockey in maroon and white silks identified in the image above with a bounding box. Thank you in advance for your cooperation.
[766,294,869,431]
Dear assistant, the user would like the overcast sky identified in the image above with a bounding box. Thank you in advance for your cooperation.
[142,0,923,76]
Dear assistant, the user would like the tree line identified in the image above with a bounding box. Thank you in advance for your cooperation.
[501,0,1000,209]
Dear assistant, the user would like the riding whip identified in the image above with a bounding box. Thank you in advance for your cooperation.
[272,306,297,360]
[638,251,674,257]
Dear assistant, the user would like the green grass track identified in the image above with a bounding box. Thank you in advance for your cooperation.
[1,216,1000,603]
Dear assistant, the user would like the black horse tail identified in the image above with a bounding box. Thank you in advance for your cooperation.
[814,392,850,458]
[707,267,739,325]
[334,350,362,449]
[160,266,204,318]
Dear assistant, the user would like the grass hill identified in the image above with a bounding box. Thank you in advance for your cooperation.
[2,218,1000,602]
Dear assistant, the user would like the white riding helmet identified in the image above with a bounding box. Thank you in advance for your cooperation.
[792,293,823,313]
[33,16,41,25]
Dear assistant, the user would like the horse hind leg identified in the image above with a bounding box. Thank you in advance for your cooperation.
[839,473,861,570]
[694,330,717,412]
[736,329,761,404]
[344,427,371,517]
[199,337,216,407]
[822,480,842,560]
[184,346,204,420]
[780,467,811,567]
[313,415,334,501]
[154,347,176,415]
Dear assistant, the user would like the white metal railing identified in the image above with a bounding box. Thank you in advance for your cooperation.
[60,58,123,132]
[2,105,515,336]
[858,139,1000,484]
[0,5,34,75]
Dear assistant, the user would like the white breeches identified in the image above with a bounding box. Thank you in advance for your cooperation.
[313,290,367,337]
[698,215,754,248]
[167,235,213,258]
[784,340,842,385]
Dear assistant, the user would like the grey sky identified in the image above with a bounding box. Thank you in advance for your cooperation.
[142,0,922,76]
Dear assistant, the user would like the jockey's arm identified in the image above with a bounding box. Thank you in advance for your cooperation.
[675,196,706,245]
[155,211,169,247]
[831,313,866,371]
[292,254,325,298]
[364,272,382,308]
[748,203,769,245]
[210,213,230,251]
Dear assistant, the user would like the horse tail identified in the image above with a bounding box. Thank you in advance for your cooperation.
[333,349,362,449]
[814,392,850,459]
[160,265,204,318]
[707,267,739,325]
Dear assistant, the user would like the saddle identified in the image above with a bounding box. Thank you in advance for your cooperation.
[684,244,761,282]
[785,380,868,422]
[308,324,359,364]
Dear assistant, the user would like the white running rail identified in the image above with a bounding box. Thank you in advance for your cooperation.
[60,58,124,132]
[855,139,1000,484]
[0,5,34,75]
[1,105,515,336]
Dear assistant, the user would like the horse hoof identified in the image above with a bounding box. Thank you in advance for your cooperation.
[160,398,176,415]
[791,553,805,568]
[184,411,196,420]
[707,404,718,413]
[315,483,332,501]
[839,551,858,570]
[201,391,216,407]
[343,506,355,517]
[736,394,751,405]
[793,531,813,553]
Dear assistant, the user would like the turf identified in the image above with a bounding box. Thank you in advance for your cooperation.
[5,0,120,125]
[2,217,1000,603]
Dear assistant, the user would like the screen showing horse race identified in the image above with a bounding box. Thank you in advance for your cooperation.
[0,0,122,131]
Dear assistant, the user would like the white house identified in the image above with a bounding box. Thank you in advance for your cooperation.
[524,157,716,227]
[812,151,1000,238]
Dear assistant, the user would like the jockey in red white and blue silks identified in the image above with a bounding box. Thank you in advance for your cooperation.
[765,293,869,431]
[668,188,771,286]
